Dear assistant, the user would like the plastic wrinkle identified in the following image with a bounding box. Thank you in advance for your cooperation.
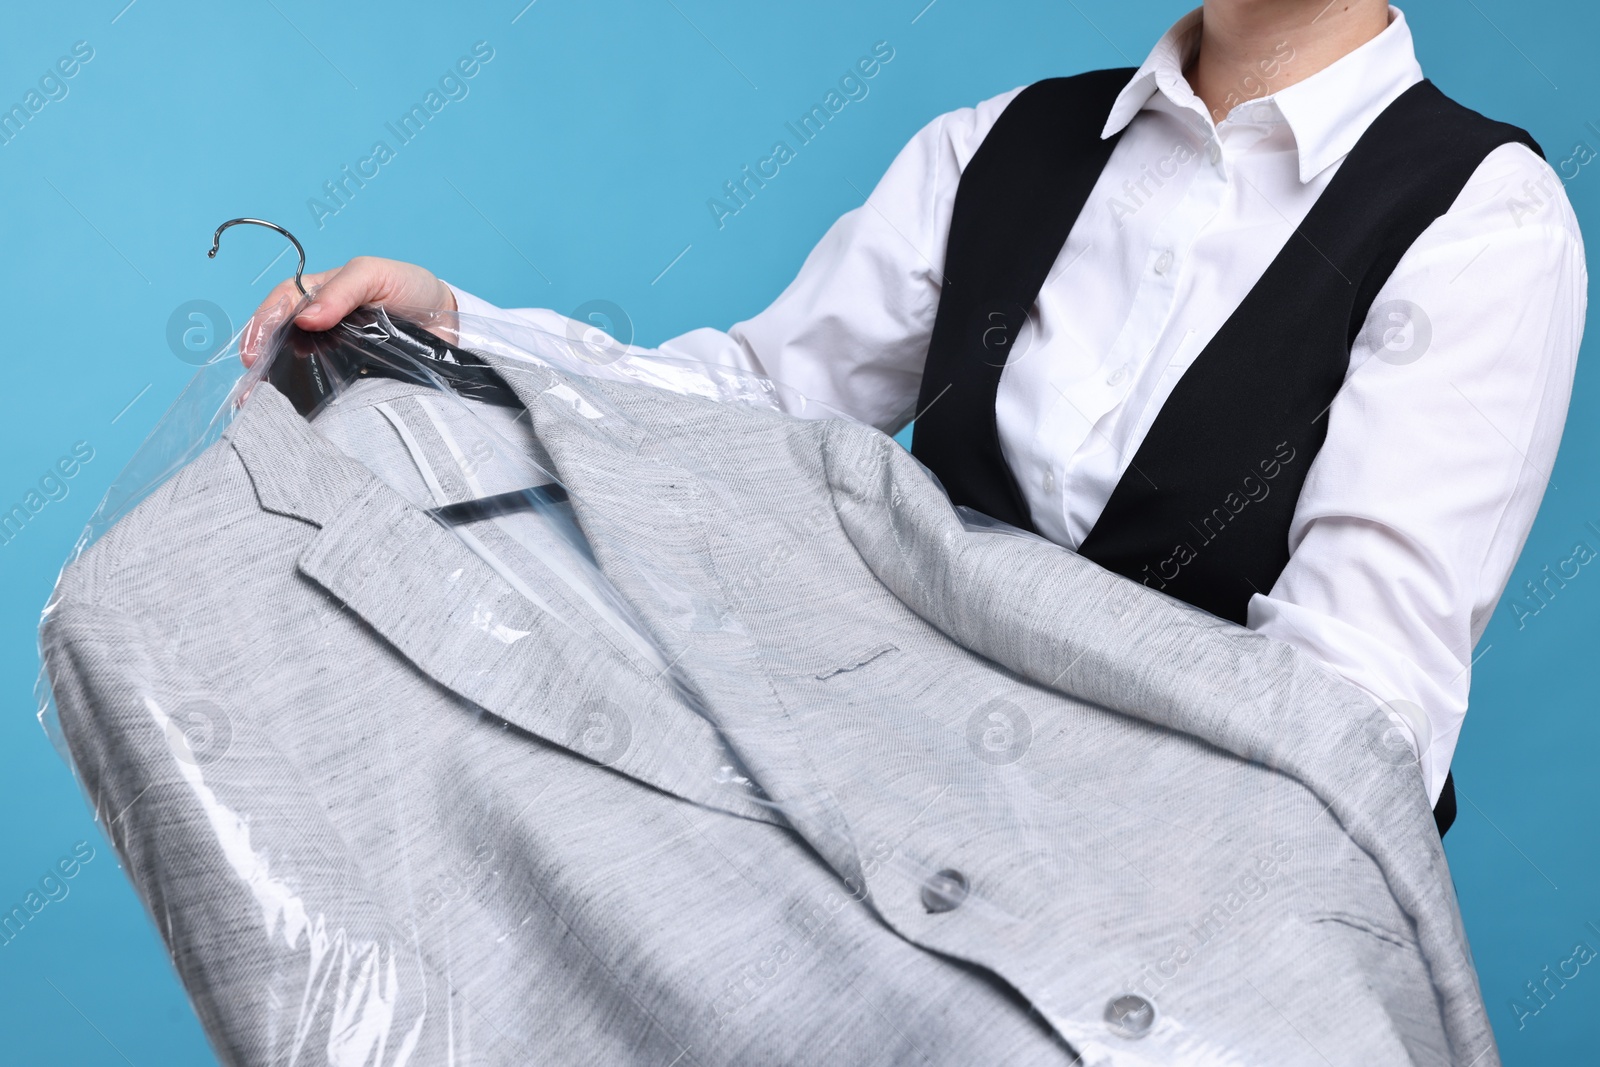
[145,696,423,1067]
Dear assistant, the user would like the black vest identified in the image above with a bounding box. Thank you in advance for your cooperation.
[910,71,1542,836]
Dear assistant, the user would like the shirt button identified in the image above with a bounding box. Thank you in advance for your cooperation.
[1106,365,1129,386]
[1042,468,1056,494]
[1105,994,1156,1038]
[920,869,969,913]
[1252,105,1273,123]
[1153,250,1173,275]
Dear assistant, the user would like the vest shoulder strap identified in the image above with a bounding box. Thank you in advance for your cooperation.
[909,70,1135,528]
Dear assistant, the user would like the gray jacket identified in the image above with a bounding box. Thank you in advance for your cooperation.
[40,352,1493,1066]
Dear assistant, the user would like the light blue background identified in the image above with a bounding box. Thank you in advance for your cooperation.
[1,1,1595,1062]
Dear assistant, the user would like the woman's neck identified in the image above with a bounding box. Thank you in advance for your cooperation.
[1186,0,1391,121]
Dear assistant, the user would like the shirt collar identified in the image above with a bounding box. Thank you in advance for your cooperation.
[1101,5,1425,184]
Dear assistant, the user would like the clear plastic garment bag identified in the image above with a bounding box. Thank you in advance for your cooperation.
[34,221,1491,1067]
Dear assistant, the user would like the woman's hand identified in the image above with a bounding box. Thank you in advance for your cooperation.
[244,256,458,363]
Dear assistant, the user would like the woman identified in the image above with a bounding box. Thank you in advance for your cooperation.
[253,1,1586,829]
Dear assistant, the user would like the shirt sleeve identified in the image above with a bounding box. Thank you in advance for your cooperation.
[1246,142,1587,804]
[447,86,1027,433]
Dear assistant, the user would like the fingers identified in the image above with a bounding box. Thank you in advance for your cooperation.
[238,257,449,365]
[239,267,342,365]
[254,276,307,322]
[239,281,303,367]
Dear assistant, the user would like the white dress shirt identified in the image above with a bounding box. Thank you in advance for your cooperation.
[449,6,1586,804]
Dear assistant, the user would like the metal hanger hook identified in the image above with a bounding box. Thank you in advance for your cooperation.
[208,218,309,297]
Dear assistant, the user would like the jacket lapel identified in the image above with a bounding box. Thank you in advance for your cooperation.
[226,382,776,825]
[475,351,870,891]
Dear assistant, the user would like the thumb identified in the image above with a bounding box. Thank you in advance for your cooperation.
[293,262,383,330]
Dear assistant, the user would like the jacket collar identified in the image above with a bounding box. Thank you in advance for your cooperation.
[1101,4,1425,184]
[223,381,376,526]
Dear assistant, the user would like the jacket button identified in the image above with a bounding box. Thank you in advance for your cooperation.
[1104,994,1156,1038]
[920,869,969,913]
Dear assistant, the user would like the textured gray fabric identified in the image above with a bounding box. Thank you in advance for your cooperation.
[40,354,1495,1067]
